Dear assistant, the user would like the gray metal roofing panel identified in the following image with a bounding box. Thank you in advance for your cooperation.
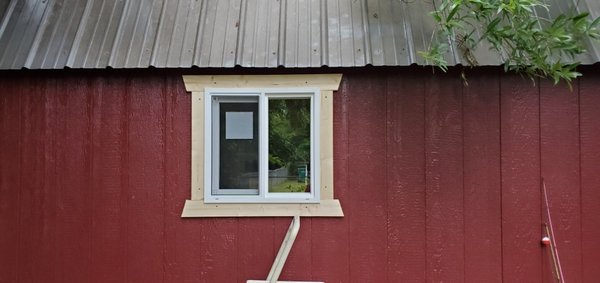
[66,0,127,68]
[568,0,600,63]
[153,0,202,68]
[221,0,242,67]
[238,0,278,67]
[25,0,87,69]
[0,0,50,69]
[0,1,9,20]
[195,0,240,67]
[112,0,159,68]
[0,0,598,69]
[532,0,599,65]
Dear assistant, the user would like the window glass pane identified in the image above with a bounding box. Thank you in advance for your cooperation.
[268,97,311,193]
[217,101,259,192]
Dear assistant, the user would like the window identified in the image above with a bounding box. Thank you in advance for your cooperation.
[181,75,343,217]
[205,89,320,203]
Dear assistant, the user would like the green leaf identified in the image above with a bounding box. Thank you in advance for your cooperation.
[446,2,462,22]
[420,0,592,85]
[572,13,590,23]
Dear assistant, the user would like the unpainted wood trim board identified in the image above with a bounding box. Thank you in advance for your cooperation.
[182,74,343,217]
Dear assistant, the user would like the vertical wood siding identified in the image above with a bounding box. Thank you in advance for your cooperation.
[463,73,502,283]
[500,75,543,282]
[580,75,600,283]
[1,69,599,283]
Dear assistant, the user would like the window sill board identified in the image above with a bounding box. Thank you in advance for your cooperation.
[181,199,344,217]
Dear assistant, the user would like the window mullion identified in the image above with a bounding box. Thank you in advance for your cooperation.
[259,92,268,198]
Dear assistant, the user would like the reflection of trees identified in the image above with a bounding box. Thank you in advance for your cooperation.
[268,99,311,175]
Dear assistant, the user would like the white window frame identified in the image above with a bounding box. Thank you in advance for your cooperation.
[209,94,260,197]
[204,88,321,203]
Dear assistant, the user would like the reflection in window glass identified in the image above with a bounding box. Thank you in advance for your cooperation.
[268,97,311,193]
[218,101,259,192]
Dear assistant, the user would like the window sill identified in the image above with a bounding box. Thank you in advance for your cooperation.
[181,199,344,217]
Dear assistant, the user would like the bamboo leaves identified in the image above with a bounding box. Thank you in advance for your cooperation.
[421,0,600,84]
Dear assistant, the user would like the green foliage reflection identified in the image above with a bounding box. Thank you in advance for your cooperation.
[268,98,311,172]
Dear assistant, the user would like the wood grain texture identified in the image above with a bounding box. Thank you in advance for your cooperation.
[190,91,204,201]
[580,75,600,283]
[320,90,334,200]
[386,72,427,283]
[126,76,166,283]
[184,76,342,217]
[540,79,582,283]
[199,218,238,283]
[90,76,128,283]
[182,200,343,217]
[501,75,542,283]
[0,69,599,283]
[0,77,21,283]
[463,71,502,283]
[309,76,351,283]
[16,77,58,283]
[425,73,464,283]
[183,74,343,92]
[40,78,60,283]
[163,76,202,283]
[346,74,388,283]
[237,218,274,282]
[55,76,92,283]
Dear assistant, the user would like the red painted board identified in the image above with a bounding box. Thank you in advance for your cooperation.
[41,78,60,283]
[424,73,464,283]
[198,218,238,283]
[162,76,204,283]
[90,76,128,283]
[310,217,347,283]
[501,75,542,283]
[540,79,581,283]
[275,217,312,281]
[125,76,166,283]
[17,77,58,283]
[346,74,388,283]
[53,77,93,283]
[0,77,21,283]
[463,71,502,283]
[311,77,350,283]
[580,75,600,283]
[237,218,274,282]
[386,72,427,282]
[5,70,600,283]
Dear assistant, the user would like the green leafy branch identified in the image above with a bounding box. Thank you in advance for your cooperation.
[419,0,600,84]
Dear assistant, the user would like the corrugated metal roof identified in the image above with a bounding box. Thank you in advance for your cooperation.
[0,0,598,69]
[0,1,10,20]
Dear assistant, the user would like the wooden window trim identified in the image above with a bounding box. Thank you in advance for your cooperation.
[181,74,344,217]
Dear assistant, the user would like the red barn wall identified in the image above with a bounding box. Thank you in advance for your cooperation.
[1,68,599,283]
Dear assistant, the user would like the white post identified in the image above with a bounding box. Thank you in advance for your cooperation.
[267,216,301,282]
[247,216,323,283]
